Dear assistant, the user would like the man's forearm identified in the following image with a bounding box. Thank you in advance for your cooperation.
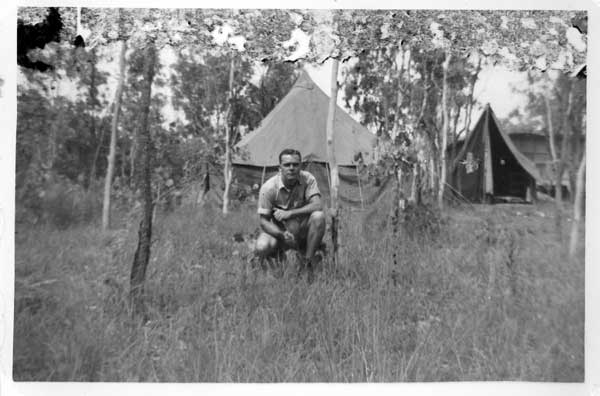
[260,217,285,239]
[289,200,322,217]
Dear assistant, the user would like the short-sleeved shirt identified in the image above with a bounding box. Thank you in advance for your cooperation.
[258,170,321,216]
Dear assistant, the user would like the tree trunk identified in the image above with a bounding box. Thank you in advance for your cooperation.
[392,46,406,137]
[544,97,559,164]
[129,138,136,190]
[409,164,419,204]
[45,71,61,171]
[89,116,100,184]
[402,46,413,129]
[569,112,584,203]
[569,153,585,258]
[196,161,210,206]
[87,49,100,187]
[326,59,341,262]
[460,57,481,139]
[410,79,428,205]
[437,51,452,210]
[222,55,235,215]
[559,82,574,202]
[129,40,157,316]
[429,155,436,192]
[120,137,126,180]
[450,103,461,180]
[47,108,60,172]
[382,94,390,137]
[544,96,563,240]
[391,166,405,224]
[567,165,576,204]
[102,39,127,231]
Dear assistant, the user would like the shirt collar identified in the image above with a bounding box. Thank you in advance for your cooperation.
[276,171,304,192]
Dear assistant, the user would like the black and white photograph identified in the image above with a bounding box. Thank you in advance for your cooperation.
[2,2,598,393]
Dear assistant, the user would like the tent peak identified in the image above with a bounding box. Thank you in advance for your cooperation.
[292,69,317,91]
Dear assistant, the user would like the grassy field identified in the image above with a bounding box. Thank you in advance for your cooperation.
[13,199,584,382]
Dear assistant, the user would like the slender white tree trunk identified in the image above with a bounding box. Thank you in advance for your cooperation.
[326,59,340,261]
[461,57,481,139]
[410,82,428,205]
[409,164,418,204]
[222,56,235,215]
[429,156,436,191]
[129,139,136,190]
[544,97,559,165]
[556,80,576,249]
[569,153,585,258]
[450,103,461,166]
[544,96,563,239]
[438,51,452,210]
[102,39,127,230]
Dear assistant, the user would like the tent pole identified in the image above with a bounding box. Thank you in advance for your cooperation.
[355,165,364,210]
[483,118,494,202]
[261,165,266,186]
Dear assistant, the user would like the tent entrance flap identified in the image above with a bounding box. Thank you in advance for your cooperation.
[488,118,532,199]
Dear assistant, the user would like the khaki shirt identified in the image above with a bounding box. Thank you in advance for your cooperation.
[257,170,321,216]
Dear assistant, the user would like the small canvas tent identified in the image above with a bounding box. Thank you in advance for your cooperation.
[232,70,387,207]
[447,104,540,203]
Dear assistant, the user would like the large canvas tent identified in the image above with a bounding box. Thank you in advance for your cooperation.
[232,70,388,207]
[447,104,540,203]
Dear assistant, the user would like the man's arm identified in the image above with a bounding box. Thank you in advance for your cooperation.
[273,194,322,222]
[290,194,322,216]
[259,213,286,240]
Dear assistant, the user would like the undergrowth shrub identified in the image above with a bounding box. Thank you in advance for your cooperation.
[17,172,102,228]
[400,202,446,242]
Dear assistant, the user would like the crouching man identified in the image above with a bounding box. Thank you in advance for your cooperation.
[254,148,326,280]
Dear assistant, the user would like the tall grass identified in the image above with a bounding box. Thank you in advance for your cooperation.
[13,200,584,382]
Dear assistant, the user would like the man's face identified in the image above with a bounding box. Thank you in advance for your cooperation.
[279,154,301,184]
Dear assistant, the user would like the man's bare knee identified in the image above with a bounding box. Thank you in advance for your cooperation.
[255,233,277,256]
[309,211,326,229]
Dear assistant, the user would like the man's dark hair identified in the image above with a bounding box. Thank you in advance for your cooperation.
[278,149,302,163]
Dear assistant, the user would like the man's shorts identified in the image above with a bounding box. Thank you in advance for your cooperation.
[276,214,311,250]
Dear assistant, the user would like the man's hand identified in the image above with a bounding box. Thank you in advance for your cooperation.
[282,230,295,246]
[273,208,293,222]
